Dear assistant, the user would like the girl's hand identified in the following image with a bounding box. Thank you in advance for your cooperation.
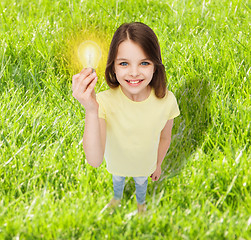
[150,166,161,181]
[72,68,99,113]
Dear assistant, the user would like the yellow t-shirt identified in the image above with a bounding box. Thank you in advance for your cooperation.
[96,86,180,177]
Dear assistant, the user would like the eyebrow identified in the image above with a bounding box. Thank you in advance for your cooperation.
[115,58,151,61]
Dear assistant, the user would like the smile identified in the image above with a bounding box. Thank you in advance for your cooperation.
[125,79,144,85]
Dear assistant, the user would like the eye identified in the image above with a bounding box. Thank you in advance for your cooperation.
[119,62,128,66]
[141,61,150,66]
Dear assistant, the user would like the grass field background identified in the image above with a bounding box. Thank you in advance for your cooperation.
[0,0,250,239]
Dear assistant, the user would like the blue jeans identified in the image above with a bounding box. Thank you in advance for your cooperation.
[112,175,148,205]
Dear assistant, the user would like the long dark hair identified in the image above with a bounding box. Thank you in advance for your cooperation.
[105,22,167,98]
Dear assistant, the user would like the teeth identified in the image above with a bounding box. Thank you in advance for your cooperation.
[128,80,141,84]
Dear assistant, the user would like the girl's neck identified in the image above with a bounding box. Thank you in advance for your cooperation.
[120,85,152,102]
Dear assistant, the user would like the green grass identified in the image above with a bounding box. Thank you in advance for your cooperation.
[0,0,250,239]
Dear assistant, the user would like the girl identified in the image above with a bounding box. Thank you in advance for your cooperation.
[72,22,180,214]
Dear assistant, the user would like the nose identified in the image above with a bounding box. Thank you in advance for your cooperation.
[129,65,140,78]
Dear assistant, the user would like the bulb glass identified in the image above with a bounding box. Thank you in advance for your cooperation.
[77,40,102,69]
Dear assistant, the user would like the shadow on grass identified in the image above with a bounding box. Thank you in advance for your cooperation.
[155,76,212,183]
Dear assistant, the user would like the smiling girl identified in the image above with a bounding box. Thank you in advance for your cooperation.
[72,22,180,214]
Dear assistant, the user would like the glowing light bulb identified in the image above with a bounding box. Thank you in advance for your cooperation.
[77,40,102,69]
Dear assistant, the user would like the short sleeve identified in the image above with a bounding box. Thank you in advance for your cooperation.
[96,94,106,119]
[166,91,180,120]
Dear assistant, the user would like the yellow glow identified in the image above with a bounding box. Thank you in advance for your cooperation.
[64,28,110,76]
[78,40,102,69]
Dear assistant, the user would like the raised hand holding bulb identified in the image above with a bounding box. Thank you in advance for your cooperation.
[73,40,101,111]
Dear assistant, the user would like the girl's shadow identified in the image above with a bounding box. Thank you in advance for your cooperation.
[154,76,212,183]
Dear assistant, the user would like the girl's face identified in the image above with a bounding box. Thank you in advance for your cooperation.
[114,40,155,101]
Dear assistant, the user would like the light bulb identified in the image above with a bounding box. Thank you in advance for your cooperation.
[77,40,102,69]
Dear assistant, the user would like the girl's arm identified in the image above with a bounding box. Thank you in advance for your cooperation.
[83,115,106,168]
[151,119,173,181]
[72,68,106,168]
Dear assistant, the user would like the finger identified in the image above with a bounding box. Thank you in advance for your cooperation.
[72,73,80,91]
[72,73,80,80]
[73,68,93,87]
[80,67,93,75]
[72,69,89,91]
[76,71,97,92]
[153,175,159,181]
[72,68,91,82]
[85,77,98,95]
